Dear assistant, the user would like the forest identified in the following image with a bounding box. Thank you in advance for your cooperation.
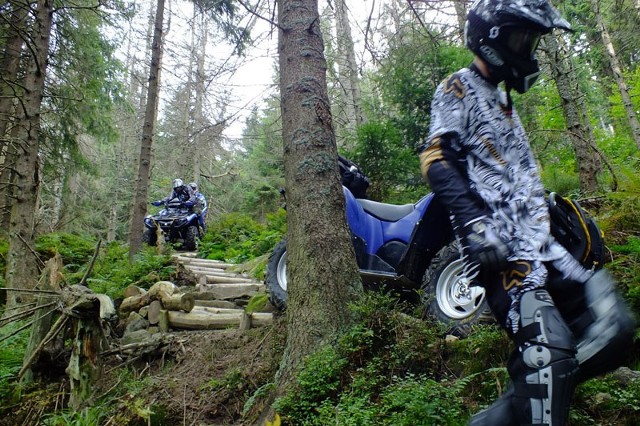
[1,0,640,424]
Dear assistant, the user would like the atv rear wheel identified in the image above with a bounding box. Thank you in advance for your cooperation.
[265,239,288,310]
[422,241,493,335]
[143,228,157,246]
[184,225,199,251]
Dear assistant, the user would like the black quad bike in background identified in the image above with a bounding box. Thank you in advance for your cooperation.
[143,198,201,251]
[265,158,604,334]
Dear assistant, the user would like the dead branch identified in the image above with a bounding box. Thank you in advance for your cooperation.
[0,308,58,344]
[0,301,56,327]
[79,239,102,287]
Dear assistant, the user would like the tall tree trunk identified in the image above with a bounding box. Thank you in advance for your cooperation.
[270,0,362,411]
[540,34,602,192]
[4,0,53,311]
[192,13,207,183]
[593,0,640,150]
[0,0,29,231]
[128,0,165,260]
[334,0,363,149]
[452,0,468,40]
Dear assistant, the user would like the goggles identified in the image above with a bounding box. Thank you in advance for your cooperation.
[504,27,542,57]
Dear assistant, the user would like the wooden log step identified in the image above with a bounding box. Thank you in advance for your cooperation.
[174,257,234,269]
[165,310,273,330]
[194,299,239,309]
[183,266,232,276]
[196,283,265,300]
[200,275,259,285]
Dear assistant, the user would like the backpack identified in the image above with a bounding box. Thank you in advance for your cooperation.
[548,192,605,271]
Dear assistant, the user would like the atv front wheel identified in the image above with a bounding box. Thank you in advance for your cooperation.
[143,228,157,246]
[184,225,199,251]
[422,241,493,335]
[265,239,288,310]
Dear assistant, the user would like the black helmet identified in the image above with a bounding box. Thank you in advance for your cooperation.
[465,0,571,93]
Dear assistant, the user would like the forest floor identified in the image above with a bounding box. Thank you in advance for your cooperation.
[1,325,285,426]
[0,254,286,426]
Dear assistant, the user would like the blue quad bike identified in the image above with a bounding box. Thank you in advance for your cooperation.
[143,198,202,251]
[265,184,604,333]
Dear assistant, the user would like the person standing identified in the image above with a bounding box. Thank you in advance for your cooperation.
[418,1,635,424]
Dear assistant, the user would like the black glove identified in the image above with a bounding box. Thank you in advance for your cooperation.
[460,217,509,273]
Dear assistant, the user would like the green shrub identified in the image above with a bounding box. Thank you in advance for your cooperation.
[199,210,286,264]
[68,243,175,299]
[0,322,30,406]
[35,233,98,272]
[572,375,640,424]
[274,346,349,424]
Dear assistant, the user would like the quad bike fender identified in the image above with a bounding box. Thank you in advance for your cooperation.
[344,187,435,255]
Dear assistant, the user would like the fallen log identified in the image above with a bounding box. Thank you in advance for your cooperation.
[157,290,194,313]
[119,292,152,314]
[120,281,193,314]
[166,310,273,330]
[148,281,178,298]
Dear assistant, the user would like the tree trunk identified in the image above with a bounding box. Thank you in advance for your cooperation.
[128,0,166,260]
[272,0,363,411]
[593,0,640,150]
[540,34,602,193]
[192,11,207,182]
[0,0,29,231]
[334,0,363,149]
[4,0,53,312]
[21,254,63,383]
[452,0,468,40]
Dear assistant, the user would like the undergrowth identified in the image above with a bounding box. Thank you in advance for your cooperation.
[198,210,286,268]
[271,292,640,426]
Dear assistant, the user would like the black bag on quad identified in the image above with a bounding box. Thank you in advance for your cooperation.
[338,155,370,199]
[548,192,605,271]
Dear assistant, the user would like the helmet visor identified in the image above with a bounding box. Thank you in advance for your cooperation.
[506,28,542,57]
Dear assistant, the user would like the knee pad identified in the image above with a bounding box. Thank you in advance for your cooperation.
[509,290,578,426]
[575,270,637,381]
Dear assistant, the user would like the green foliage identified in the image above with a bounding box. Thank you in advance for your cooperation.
[71,243,175,299]
[274,293,470,425]
[377,375,467,426]
[376,40,472,147]
[346,120,422,203]
[199,210,286,265]
[35,233,98,273]
[572,375,640,424]
[0,323,29,405]
[41,406,107,426]
[274,345,349,424]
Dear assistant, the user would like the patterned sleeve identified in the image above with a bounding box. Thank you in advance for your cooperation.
[419,73,469,179]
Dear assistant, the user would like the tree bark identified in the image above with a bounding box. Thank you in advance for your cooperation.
[272,0,363,411]
[0,0,29,231]
[4,0,53,311]
[593,0,640,150]
[452,0,468,40]
[128,0,166,259]
[540,34,602,193]
[334,0,363,148]
[20,253,64,383]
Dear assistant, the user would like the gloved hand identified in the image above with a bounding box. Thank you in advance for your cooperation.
[151,200,164,207]
[184,201,194,208]
[460,217,509,272]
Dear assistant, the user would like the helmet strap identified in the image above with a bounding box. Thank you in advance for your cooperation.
[503,82,514,117]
